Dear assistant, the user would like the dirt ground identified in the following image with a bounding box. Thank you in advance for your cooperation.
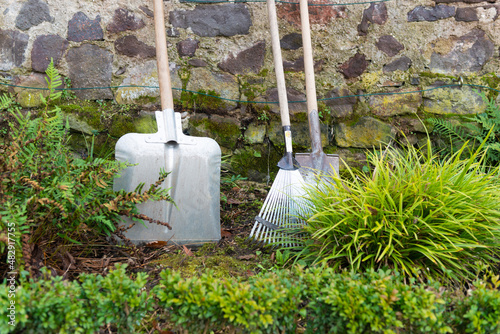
[0,179,275,284]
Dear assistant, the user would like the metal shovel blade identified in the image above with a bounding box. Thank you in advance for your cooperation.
[295,152,339,181]
[114,110,221,246]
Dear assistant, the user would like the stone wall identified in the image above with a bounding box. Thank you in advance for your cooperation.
[1,0,500,179]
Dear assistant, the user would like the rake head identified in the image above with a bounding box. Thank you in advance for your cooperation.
[250,168,309,246]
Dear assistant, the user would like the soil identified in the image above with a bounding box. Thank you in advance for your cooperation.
[1,179,275,283]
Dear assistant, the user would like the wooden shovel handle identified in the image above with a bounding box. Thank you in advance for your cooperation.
[300,0,318,115]
[153,0,174,110]
[300,0,323,155]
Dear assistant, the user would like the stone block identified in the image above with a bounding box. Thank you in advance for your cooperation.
[334,117,396,148]
[376,35,404,57]
[429,29,494,74]
[31,34,68,72]
[358,3,388,35]
[186,67,239,111]
[369,88,422,117]
[114,60,182,104]
[407,5,456,22]
[383,56,412,73]
[66,44,113,100]
[114,35,155,59]
[106,8,145,33]
[170,4,251,37]
[423,85,487,115]
[67,12,103,42]
[324,88,357,118]
[15,0,52,31]
[0,29,29,71]
[218,41,265,75]
[339,53,369,79]
[244,123,266,144]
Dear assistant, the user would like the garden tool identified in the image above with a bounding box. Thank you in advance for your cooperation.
[250,0,308,245]
[295,0,339,180]
[113,0,221,245]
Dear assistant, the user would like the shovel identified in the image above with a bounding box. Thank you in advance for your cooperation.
[113,0,221,246]
[295,0,339,180]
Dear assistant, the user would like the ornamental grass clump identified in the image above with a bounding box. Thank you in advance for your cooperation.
[293,135,500,282]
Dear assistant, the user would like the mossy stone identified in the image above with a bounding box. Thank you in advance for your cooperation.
[109,114,137,138]
[188,114,241,149]
[230,145,281,182]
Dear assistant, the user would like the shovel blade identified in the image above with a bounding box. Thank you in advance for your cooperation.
[114,112,221,246]
[295,152,339,180]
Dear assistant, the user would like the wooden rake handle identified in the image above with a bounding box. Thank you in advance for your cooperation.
[267,0,290,128]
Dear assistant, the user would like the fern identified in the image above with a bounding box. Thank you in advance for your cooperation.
[1,61,174,270]
[428,91,500,166]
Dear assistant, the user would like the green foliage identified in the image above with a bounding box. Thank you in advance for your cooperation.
[2,266,500,333]
[0,264,150,334]
[257,110,270,122]
[0,60,173,265]
[302,267,451,334]
[451,277,500,333]
[429,91,500,165]
[60,77,77,100]
[179,89,225,111]
[287,136,500,283]
[155,268,304,333]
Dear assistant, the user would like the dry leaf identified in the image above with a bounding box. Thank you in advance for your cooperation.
[227,198,243,205]
[237,254,256,260]
[145,240,168,249]
[182,245,194,257]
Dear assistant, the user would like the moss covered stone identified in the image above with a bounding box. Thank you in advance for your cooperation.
[334,116,396,148]
[423,86,486,115]
[151,253,260,279]
[188,114,241,149]
[268,119,328,151]
[230,145,281,182]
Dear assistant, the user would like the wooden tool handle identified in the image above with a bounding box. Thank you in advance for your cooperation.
[300,0,323,155]
[267,0,290,128]
[153,0,174,110]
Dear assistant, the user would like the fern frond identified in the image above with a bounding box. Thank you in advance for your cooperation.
[428,118,468,142]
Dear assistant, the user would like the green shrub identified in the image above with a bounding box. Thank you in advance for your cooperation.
[155,268,305,333]
[0,61,173,265]
[450,276,500,334]
[301,267,451,334]
[289,136,500,282]
[2,266,500,333]
[0,264,150,334]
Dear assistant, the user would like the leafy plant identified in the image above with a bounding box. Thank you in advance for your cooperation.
[2,266,500,333]
[258,110,270,122]
[286,135,500,283]
[60,76,77,100]
[0,264,150,334]
[0,60,173,269]
[429,91,500,165]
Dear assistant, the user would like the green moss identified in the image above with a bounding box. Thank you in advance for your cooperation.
[291,112,308,123]
[180,89,226,111]
[240,77,267,103]
[109,114,136,137]
[190,117,241,149]
[258,68,269,77]
[150,253,259,278]
[230,145,281,181]
[481,73,500,99]
[135,95,158,105]
[133,114,157,133]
